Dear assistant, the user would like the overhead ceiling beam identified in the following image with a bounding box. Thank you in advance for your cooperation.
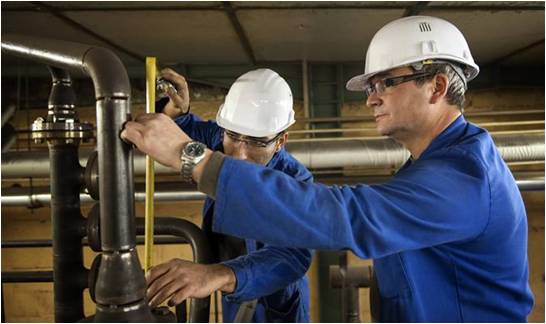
[488,38,545,66]
[5,4,544,12]
[29,1,146,63]
[222,1,257,65]
[403,1,430,17]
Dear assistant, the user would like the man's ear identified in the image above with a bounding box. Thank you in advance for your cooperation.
[275,133,289,152]
[430,73,449,104]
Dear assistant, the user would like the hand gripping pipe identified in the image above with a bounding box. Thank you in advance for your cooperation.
[135,217,215,323]
[1,35,153,321]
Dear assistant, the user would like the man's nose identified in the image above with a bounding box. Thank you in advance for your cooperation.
[366,92,382,108]
[232,143,250,160]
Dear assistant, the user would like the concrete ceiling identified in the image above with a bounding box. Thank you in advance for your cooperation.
[1,1,544,68]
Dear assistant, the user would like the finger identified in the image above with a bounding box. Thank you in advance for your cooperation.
[147,271,177,306]
[168,285,194,307]
[160,68,187,86]
[120,121,144,145]
[166,89,187,108]
[149,277,187,308]
[147,261,176,286]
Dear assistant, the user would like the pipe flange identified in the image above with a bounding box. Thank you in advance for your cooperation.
[31,117,94,143]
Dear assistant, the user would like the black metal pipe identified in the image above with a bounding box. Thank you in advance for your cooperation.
[95,97,135,251]
[45,65,87,323]
[47,66,77,116]
[2,271,54,283]
[135,217,214,323]
[49,143,87,322]
[1,237,189,248]
[331,262,370,323]
[1,34,151,321]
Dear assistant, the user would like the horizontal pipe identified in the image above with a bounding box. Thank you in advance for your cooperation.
[290,120,545,134]
[288,133,544,168]
[299,110,545,124]
[1,34,131,99]
[2,133,544,178]
[1,236,189,248]
[2,173,543,207]
[1,271,54,283]
[1,184,206,206]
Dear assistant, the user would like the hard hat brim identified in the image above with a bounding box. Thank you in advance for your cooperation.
[346,74,369,92]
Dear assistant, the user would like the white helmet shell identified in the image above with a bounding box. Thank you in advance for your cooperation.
[346,16,480,91]
[216,68,295,137]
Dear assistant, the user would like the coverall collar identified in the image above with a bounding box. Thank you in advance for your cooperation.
[421,114,467,158]
[401,114,467,169]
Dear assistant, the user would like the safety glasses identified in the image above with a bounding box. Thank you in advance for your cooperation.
[363,71,433,97]
[223,129,283,148]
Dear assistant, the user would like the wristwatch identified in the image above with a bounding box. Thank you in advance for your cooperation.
[180,141,207,183]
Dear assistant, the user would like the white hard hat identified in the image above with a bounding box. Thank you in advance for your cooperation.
[346,16,480,91]
[216,68,295,137]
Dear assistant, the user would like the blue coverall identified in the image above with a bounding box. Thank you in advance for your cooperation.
[209,115,534,322]
[160,100,313,322]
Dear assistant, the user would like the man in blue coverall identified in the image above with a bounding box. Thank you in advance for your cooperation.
[124,16,534,322]
[145,68,313,322]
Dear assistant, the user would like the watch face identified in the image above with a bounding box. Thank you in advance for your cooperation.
[185,142,205,157]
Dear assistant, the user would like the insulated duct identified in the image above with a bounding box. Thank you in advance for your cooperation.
[285,133,545,169]
[2,133,544,178]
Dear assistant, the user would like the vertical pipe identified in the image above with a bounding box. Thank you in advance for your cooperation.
[85,48,152,320]
[1,35,153,322]
[96,97,136,250]
[47,66,87,322]
[50,144,87,322]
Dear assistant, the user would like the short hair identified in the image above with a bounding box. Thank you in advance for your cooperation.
[412,63,467,111]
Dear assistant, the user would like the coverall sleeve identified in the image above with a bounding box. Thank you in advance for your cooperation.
[221,168,313,302]
[212,148,491,259]
[221,246,312,302]
[172,114,222,149]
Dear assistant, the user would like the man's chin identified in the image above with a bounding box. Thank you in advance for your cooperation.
[376,127,391,137]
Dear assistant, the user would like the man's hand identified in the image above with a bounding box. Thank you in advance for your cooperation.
[121,113,190,170]
[159,68,190,119]
[121,113,213,183]
[146,259,236,307]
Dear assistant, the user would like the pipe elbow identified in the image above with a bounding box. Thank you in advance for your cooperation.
[83,47,131,99]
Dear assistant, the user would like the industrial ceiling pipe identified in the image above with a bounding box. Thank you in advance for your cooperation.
[2,133,544,179]
[1,35,154,322]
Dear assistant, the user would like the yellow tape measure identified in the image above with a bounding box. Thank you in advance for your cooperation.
[144,57,156,271]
